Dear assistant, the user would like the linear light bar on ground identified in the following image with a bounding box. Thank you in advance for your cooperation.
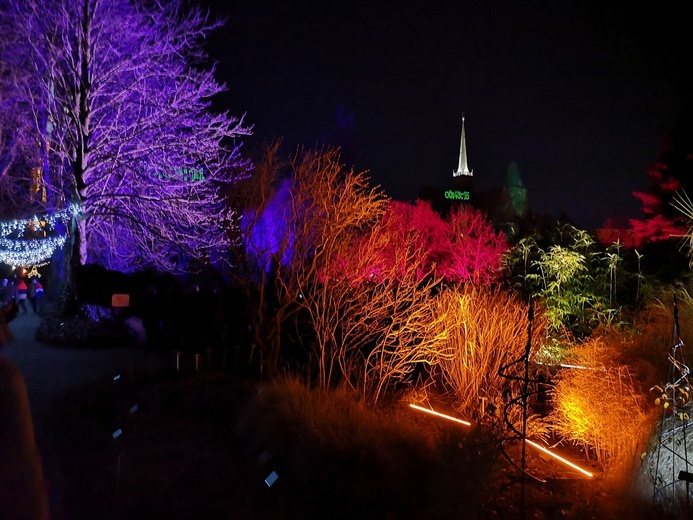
[534,362,605,371]
[524,439,594,478]
[409,404,472,426]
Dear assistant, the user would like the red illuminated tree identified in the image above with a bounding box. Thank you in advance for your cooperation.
[347,199,507,285]
[375,200,450,280]
[1,0,250,272]
[445,205,508,284]
[630,117,693,247]
[630,163,687,246]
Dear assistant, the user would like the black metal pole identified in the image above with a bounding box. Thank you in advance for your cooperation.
[520,300,534,519]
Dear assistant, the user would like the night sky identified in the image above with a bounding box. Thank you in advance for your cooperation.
[201,0,691,229]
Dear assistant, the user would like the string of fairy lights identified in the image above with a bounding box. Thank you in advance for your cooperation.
[0,235,68,267]
[0,203,80,268]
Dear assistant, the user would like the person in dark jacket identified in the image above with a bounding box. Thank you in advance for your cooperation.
[27,278,43,313]
[33,280,44,314]
[16,279,28,313]
[0,279,13,307]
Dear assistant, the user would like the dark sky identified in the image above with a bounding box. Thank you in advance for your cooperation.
[201,0,691,229]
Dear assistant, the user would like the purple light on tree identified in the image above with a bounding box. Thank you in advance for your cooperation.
[242,177,296,275]
[0,0,251,273]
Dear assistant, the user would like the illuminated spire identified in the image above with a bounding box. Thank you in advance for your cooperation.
[453,114,473,177]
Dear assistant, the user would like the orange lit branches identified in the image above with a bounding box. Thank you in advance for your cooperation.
[548,340,649,469]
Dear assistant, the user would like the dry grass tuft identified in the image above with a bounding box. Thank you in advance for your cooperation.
[437,285,547,419]
[257,375,434,452]
[245,374,500,518]
[548,338,651,473]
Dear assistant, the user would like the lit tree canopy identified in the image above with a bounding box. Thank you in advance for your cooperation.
[629,116,693,247]
[0,27,42,218]
[330,199,507,285]
[0,0,250,272]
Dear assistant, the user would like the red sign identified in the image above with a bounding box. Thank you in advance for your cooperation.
[111,294,130,308]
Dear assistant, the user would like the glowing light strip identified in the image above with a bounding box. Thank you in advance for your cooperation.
[525,439,594,478]
[409,404,472,426]
[535,362,605,371]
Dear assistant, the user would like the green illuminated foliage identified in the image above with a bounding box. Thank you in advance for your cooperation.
[510,224,622,336]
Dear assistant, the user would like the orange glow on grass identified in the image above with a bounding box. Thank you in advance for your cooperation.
[558,395,591,438]
[525,439,594,478]
[409,404,472,426]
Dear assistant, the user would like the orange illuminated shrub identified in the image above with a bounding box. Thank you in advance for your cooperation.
[548,339,649,471]
[437,285,547,419]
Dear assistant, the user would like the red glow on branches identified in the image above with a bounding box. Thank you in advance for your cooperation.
[322,200,507,285]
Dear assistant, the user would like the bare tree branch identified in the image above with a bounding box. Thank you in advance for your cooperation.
[0,0,250,272]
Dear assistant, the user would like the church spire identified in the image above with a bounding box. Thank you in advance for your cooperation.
[453,114,473,177]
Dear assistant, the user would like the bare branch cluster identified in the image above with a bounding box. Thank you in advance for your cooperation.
[549,339,649,469]
[1,0,250,271]
[232,144,514,410]
[229,144,388,375]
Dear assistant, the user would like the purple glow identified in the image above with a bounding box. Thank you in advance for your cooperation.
[0,0,250,273]
[243,178,295,274]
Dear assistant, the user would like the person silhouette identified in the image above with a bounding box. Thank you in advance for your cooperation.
[16,279,28,313]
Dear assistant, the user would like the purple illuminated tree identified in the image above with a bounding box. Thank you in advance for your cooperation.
[1,0,250,272]
[0,32,43,217]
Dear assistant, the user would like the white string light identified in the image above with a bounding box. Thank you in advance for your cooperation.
[0,204,79,268]
[0,203,80,238]
[0,235,67,267]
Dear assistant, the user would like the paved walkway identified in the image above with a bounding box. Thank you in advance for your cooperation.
[1,311,170,520]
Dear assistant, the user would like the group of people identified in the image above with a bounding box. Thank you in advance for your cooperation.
[1,277,44,315]
[0,276,44,345]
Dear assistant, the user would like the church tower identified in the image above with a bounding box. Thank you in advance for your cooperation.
[417,113,474,214]
[453,115,473,177]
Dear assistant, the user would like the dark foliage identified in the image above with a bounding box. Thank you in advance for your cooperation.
[36,314,136,348]
[37,264,246,352]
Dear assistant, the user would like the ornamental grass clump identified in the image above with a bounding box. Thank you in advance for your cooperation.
[628,287,693,380]
[548,339,650,473]
[437,285,547,419]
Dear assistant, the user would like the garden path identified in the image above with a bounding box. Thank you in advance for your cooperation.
[1,311,170,520]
